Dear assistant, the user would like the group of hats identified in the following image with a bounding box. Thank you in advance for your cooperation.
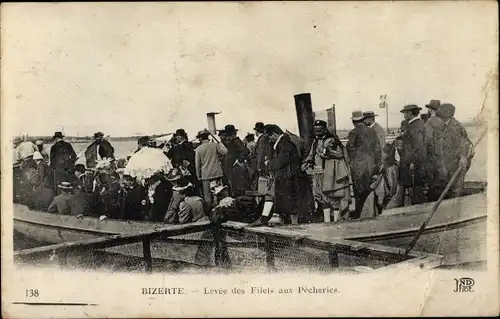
[350,110,380,121]
[425,99,455,119]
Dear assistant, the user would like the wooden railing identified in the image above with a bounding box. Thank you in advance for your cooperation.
[14,219,443,272]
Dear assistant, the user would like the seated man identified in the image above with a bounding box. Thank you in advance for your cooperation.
[209,184,262,225]
[174,180,207,224]
[47,182,75,215]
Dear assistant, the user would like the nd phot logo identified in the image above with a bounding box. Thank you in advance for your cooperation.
[453,277,475,292]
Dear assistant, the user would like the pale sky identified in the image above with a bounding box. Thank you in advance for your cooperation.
[2,2,498,139]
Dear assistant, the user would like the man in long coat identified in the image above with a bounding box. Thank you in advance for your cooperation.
[84,132,115,168]
[303,120,351,223]
[50,131,77,194]
[397,105,427,205]
[264,124,308,225]
[220,125,250,197]
[346,111,381,219]
[424,99,447,201]
[250,122,273,188]
[437,103,474,198]
[166,129,199,192]
[363,111,386,156]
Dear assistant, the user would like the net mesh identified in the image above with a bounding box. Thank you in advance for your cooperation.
[15,227,401,273]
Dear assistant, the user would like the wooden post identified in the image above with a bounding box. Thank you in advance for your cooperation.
[328,250,339,268]
[57,251,68,267]
[142,237,153,273]
[264,238,275,271]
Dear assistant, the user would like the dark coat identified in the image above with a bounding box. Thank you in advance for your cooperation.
[223,137,250,195]
[269,134,310,217]
[425,115,446,182]
[167,141,196,172]
[119,185,148,221]
[50,140,77,171]
[398,118,427,186]
[442,118,473,175]
[85,139,115,168]
[346,123,381,196]
[251,134,273,174]
[145,180,173,222]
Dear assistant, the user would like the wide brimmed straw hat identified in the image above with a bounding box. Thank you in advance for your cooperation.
[351,110,365,121]
[58,181,73,190]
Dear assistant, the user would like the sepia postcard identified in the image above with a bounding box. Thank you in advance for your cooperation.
[1,1,499,317]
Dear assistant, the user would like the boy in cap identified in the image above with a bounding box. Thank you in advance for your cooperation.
[47,182,75,215]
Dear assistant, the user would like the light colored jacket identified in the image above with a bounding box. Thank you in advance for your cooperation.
[195,140,227,180]
[16,142,38,160]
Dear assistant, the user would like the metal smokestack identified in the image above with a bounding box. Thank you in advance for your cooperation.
[206,112,220,136]
[294,93,314,153]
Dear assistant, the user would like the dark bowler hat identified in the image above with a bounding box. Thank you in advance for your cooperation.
[425,99,441,110]
[175,128,187,138]
[254,122,265,131]
[363,111,378,117]
[53,131,64,139]
[93,132,104,139]
[351,110,365,121]
[223,124,238,133]
[314,119,327,127]
[400,104,422,113]
[436,103,455,119]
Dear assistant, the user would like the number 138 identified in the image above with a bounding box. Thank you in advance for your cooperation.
[26,289,39,297]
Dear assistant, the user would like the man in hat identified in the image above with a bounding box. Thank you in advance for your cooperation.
[437,103,474,198]
[363,111,386,154]
[47,182,75,215]
[303,119,351,223]
[35,139,49,163]
[346,111,381,218]
[250,122,273,188]
[424,99,447,201]
[166,128,198,192]
[195,128,228,212]
[219,124,250,197]
[164,180,206,224]
[26,151,55,211]
[84,132,115,168]
[253,124,306,225]
[209,183,261,225]
[50,131,77,194]
[397,104,427,204]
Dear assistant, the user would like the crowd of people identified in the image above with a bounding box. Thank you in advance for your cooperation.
[12,99,474,227]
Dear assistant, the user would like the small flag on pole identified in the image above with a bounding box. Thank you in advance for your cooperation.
[379,94,387,108]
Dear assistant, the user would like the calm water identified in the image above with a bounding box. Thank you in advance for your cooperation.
[45,127,486,181]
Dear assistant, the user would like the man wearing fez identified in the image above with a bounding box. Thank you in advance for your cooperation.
[346,111,381,219]
[424,99,447,201]
[436,103,474,198]
[363,111,386,153]
[250,122,273,188]
[397,104,427,205]
[85,131,115,168]
[50,131,77,194]
[303,120,351,223]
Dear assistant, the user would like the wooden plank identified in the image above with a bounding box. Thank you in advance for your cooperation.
[142,238,152,273]
[14,221,212,260]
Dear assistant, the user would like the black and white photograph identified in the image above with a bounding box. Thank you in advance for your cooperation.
[2,1,498,317]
